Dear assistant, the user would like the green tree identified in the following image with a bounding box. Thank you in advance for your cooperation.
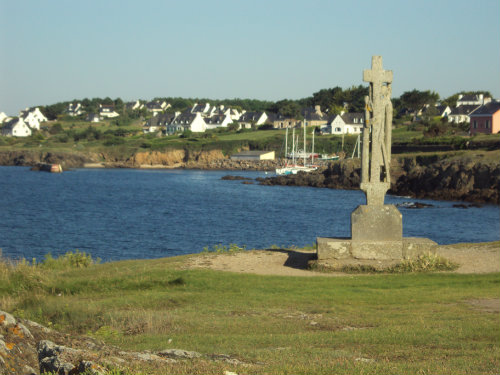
[399,89,439,113]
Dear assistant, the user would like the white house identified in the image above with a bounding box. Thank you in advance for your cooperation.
[0,112,10,124]
[323,112,364,135]
[143,112,178,134]
[125,100,144,111]
[457,94,491,107]
[168,112,206,134]
[1,118,32,137]
[448,105,479,124]
[86,113,101,123]
[191,102,212,115]
[66,103,84,116]
[146,100,169,114]
[20,107,48,130]
[205,113,233,129]
[99,104,120,118]
[237,111,268,129]
[420,104,452,118]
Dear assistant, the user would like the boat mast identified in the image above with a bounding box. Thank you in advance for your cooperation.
[285,127,288,161]
[292,127,295,165]
[303,120,306,166]
[311,128,315,165]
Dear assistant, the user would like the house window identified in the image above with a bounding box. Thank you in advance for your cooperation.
[473,121,477,129]
[486,120,490,129]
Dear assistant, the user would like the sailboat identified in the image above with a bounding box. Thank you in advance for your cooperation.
[276,124,318,175]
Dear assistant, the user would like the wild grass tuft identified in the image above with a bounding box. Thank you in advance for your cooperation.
[309,252,458,274]
[39,249,100,269]
[202,243,246,253]
[391,252,459,273]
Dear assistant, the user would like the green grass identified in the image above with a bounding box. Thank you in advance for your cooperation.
[1,249,499,374]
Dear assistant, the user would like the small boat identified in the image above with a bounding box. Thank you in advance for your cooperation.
[50,164,63,173]
[276,165,317,175]
[276,127,318,176]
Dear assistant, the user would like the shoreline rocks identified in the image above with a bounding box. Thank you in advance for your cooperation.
[256,157,499,204]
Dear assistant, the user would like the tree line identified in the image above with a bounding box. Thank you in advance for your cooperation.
[39,88,493,121]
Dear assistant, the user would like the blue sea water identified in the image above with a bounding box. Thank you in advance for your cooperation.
[0,166,498,262]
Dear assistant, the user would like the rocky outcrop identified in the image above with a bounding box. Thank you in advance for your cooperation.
[0,310,249,375]
[0,151,96,169]
[257,157,500,204]
[393,158,500,203]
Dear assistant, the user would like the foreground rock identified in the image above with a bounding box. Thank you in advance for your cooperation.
[0,311,247,374]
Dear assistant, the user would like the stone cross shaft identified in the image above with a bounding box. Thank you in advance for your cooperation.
[361,56,394,205]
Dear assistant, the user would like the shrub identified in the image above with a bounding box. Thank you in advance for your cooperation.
[49,123,64,135]
[40,250,100,270]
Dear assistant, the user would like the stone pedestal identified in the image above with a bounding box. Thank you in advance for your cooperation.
[351,204,402,241]
[316,237,438,262]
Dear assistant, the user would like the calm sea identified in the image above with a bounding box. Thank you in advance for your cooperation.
[0,166,498,262]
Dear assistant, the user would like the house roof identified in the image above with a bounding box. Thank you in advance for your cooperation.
[301,107,324,121]
[458,94,481,102]
[2,118,25,131]
[341,112,364,125]
[172,112,197,124]
[192,103,210,113]
[146,112,177,126]
[146,101,164,110]
[449,105,479,116]
[239,111,264,122]
[205,114,227,124]
[470,101,500,116]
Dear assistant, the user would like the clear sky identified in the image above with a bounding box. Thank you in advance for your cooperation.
[0,0,499,115]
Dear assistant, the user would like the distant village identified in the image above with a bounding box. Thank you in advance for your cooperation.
[1,93,499,138]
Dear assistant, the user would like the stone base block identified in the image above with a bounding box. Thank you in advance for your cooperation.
[403,237,438,258]
[351,205,402,241]
[316,237,438,261]
[317,237,351,260]
[351,240,403,260]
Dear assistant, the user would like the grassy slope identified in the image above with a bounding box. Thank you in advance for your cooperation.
[2,252,499,374]
[1,118,499,160]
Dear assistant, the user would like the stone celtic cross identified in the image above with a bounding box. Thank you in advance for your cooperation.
[361,56,394,205]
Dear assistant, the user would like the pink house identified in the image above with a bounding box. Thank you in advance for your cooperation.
[469,101,500,135]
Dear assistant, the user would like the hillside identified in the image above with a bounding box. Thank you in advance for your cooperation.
[1,243,499,374]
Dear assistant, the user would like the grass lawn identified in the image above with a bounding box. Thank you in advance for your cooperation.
[2,252,499,374]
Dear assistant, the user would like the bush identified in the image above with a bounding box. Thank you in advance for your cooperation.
[56,134,70,143]
[103,136,125,146]
[40,250,99,270]
[258,124,275,130]
[180,130,193,138]
[49,123,64,135]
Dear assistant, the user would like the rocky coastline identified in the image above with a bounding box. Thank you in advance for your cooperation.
[0,149,498,204]
[256,157,500,204]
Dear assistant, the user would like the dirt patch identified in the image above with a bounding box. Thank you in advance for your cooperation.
[436,242,500,274]
[185,242,500,276]
[465,298,500,313]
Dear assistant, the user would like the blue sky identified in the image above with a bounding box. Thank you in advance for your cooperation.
[0,0,499,115]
